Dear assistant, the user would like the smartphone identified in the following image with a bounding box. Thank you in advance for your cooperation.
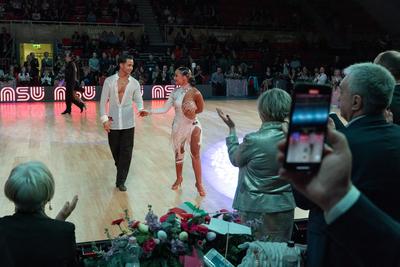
[284,83,332,171]
[204,248,234,267]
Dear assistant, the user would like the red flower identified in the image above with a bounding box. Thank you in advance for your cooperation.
[197,240,204,247]
[196,225,209,235]
[204,215,211,224]
[111,218,124,226]
[160,212,173,223]
[234,218,241,224]
[180,213,194,221]
[142,238,157,253]
[181,221,190,232]
[129,220,140,229]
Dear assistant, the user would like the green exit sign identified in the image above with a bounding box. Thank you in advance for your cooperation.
[32,44,41,49]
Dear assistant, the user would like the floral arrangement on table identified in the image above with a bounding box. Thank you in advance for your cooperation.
[81,203,255,267]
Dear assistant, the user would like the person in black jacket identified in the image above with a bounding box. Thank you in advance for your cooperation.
[277,129,400,267]
[374,50,400,125]
[294,63,400,267]
[61,52,86,115]
[0,161,79,267]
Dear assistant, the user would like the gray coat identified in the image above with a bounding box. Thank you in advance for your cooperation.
[226,122,295,213]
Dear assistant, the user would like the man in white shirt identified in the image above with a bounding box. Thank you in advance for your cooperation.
[100,55,149,191]
[314,67,328,85]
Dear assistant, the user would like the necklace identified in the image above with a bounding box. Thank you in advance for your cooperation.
[181,85,191,93]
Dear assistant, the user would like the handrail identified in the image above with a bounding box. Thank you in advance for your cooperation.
[162,23,297,32]
[0,19,145,28]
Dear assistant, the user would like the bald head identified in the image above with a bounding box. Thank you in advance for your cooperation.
[374,50,400,81]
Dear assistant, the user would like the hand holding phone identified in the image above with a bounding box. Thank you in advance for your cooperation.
[284,83,332,171]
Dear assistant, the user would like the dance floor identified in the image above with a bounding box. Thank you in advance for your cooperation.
[0,100,308,242]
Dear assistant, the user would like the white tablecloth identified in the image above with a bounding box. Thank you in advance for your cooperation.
[226,79,248,97]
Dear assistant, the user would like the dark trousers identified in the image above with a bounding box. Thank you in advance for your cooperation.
[64,88,84,112]
[108,127,135,186]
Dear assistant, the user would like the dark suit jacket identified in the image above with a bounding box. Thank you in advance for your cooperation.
[328,194,400,267]
[390,84,400,125]
[65,61,77,92]
[296,114,400,266]
[0,212,78,267]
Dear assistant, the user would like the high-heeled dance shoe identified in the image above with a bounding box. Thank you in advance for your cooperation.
[61,110,71,115]
[195,183,206,197]
[171,178,183,190]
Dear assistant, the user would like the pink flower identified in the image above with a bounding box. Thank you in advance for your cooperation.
[142,239,157,253]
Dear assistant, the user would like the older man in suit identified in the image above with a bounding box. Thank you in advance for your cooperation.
[278,129,400,267]
[295,63,400,267]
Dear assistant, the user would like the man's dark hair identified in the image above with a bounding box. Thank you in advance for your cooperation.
[118,55,134,65]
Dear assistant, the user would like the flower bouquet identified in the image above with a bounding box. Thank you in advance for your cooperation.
[81,203,254,267]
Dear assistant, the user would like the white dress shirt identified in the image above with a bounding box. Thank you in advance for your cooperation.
[100,73,143,130]
[324,185,361,224]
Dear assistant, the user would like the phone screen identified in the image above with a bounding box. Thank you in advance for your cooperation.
[284,84,332,171]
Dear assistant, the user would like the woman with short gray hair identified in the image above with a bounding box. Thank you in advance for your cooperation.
[217,88,295,241]
[0,161,79,267]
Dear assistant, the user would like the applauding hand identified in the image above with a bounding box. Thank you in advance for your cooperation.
[216,108,235,129]
[55,195,79,221]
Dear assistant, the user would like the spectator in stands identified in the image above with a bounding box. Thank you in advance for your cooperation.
[0,27,10,57]
[71,31,81,48]
[54,55,64,75]
[18,66,30,85]
[288,68,297,84]
[331,69,343,107]
[31,8,41,20]
[0,161,78,267]
[127,32,136,48]
[217,88,295,241]
[290,55,301,70]
[119,31,127,50]
[151,65,160,84]
[87,10,96,23]
[29,52,39,85]
[211,67,226,96]
[314,66,328,84]
[41,52,53,73]
[145,54,157,84]
[260,67,273,93]
[225,65,238,79]
[194,65,205,84]
[160,65,170,85]
[297,66,310,82]
[40,69,53,86]
[81,67,93,86]
[99,52,111,74]
[89,52,100,78]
